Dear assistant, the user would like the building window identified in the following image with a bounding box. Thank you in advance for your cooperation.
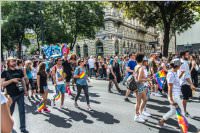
[76,45,81,57]
[115,40,119,55]
[96,41,104,57]
[83,44,88,57]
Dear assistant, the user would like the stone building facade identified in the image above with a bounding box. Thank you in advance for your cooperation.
[74,6,158,57]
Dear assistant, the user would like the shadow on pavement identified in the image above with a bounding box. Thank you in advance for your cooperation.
[147,104,169,113]
[43,112,72,128]
[149,98,169,106]
[54,107,94,124]
[192,116,200,121]
[78,107,120,124]
[150,114,198,132]
[89,92,100,97]
[79,95,101,104]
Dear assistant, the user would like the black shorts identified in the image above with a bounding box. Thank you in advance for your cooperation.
[65,76,72,82]
[29,79,36,90]
[181,84,192,100]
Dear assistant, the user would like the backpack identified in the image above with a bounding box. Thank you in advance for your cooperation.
[126,66,141,91]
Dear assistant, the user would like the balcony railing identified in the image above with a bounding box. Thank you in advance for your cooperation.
[136,26,147,33]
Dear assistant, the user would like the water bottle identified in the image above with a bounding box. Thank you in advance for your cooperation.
[17,80,24,92]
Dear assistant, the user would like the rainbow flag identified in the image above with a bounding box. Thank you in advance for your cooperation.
[79,71,85,79]
[154,69,167,89]
[54,92,60,101]
[37,101,45,112]
[156,69,166,78]
[176,107,189,133]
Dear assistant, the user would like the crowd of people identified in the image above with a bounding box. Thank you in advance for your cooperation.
[1,50,200,133]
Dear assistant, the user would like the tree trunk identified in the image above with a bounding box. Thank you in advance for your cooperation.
[70,34,77,50]
[1,47,4,62]
[162,23,170,57]
[17,37,24,59]
[18,43,22,59]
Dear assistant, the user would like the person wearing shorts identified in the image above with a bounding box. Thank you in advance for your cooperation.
[52,57,66,109]
[124,53,137,102]
[178,50,196,118]
[37,62,50,113]
[62,52,73,96]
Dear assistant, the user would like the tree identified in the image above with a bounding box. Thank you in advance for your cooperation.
[2,2,33,58]
[113,1,200,57]
[44,1,105,50]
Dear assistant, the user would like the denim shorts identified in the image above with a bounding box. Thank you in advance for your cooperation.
[43,86,48,91]
[56,84,66,94]
[137,83,147,94]
[40,86,48,93]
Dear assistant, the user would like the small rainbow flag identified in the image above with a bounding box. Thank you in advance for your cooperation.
[37,101,45,112]
[156,69,166,78]
[79,71,85,79]
[176,107,189,133]
[154,69,167,90]
[54,92,60,101]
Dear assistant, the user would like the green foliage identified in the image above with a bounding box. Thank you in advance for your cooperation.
[43,1,105,49]
[1,1,105,58]
[113,1,200,57]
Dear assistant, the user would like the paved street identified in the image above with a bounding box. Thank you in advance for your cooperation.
[12,79,200,133]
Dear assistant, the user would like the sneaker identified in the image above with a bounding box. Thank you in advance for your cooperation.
[51,99,56,106]
[184,112,193,118]
[108,90,113,93]
[154,92,162,97]
[87,106,93,111]
[60,105,64,109]
[21,129,29,133]
[134,115,145,123]
[140,114,148,121]
[37,109,42,113]
[151,92,155,96]
[43,108,50,113]
[142,111,151,117]
[124,98,130,102]
[31,95,35,100]
[74,102,79,108]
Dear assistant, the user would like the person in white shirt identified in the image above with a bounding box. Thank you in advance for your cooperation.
[178,51,196,118]
[159,58,182,126]
[88,56,95,78]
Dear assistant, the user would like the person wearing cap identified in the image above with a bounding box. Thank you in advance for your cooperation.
[159,58,182,126]
[1,57,28,133]
[178,50,196,118]
[74,59,92,111]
